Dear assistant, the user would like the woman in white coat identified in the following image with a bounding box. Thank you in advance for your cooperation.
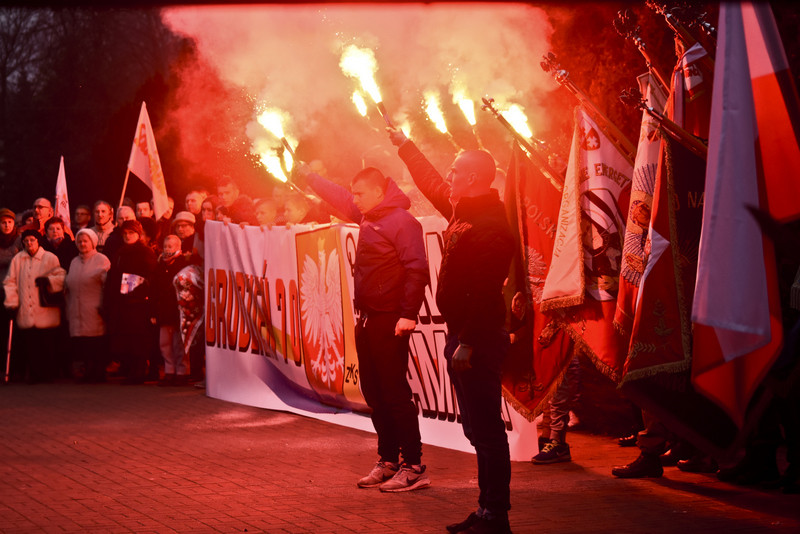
[3,229,66,383]
[65,229,111,382]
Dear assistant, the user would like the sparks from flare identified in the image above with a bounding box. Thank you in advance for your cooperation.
[501,103,534,139]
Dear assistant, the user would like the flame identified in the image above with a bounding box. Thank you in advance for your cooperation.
[423,91,448,134]
[451,86,476,126]
[257,108,286,139]
[259,152,287,183]
[457,98,476,126]
[352,91,368,117]
[502,103,533,139]
[340,45,382,103]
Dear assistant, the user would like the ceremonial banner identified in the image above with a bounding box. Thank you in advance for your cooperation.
[204,219,538,460]
[615,38,751,456]
[502,145,574,419]
[615,73,668,335]
[692,1,800,426]
[127,102,170,219]
[54,156,71,230]
[541,107,631,309]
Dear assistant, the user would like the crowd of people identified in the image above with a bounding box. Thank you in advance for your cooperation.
[1,175,328,388]
[3,132,797,534]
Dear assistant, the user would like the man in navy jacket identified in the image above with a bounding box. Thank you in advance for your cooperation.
[297,164,431,493]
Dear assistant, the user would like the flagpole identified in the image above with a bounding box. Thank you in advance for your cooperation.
[118,168,131,209]
[540,53,637,166]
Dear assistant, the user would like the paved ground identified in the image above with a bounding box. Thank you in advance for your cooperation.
[0,383,797,533]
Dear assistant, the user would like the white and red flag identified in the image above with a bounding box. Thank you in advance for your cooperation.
[614,73,668,335]
[54,155,70,230]
[691,1,800,426]
[541,106,632,309]
[127,102,169,219]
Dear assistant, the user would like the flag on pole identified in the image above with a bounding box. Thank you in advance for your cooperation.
[501,144,575,419]
[691,1,800,426]
[614,73,668,335]
[127,102,169,220]
[540,106,632,310]
[54,156,71,230]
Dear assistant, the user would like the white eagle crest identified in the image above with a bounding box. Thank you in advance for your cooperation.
[300,248,344,387]
[526,245,548,304]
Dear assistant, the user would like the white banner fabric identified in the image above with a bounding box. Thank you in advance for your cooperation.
[204,218,537,461]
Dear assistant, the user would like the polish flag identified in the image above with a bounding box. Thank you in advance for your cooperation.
[692,2,800,426]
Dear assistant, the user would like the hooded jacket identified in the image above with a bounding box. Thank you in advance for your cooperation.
[306,173,429,320]
[397,140,514,345]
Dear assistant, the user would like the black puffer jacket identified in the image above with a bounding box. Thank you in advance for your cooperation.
[398,141,514,344]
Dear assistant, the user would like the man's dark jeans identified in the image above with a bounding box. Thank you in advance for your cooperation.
[356,312,422,465]
[445,328,511,515]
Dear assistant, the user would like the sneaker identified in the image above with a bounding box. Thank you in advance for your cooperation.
[357,461,398,488]
[379,464,431,492]
[531,440,571,464]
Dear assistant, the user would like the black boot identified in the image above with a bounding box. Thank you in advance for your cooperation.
[612,453,663,478]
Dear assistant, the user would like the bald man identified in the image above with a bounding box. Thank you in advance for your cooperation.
[390,128,515,534]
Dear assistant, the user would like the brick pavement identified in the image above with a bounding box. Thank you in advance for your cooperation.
[0,383,797,533]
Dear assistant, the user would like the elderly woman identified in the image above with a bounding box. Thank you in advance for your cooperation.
[3,229,66,383]
[65,229,111,382]
[103,220,157,384]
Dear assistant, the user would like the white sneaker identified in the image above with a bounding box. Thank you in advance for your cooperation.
[379,464,431,492]
[357,461,399,488]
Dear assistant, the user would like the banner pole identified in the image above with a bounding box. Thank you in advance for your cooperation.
[118,168,131,210]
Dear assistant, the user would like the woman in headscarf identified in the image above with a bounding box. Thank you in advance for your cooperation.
[103,220,157,384]
[65,229,111,382]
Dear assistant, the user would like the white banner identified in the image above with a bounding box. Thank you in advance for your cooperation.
[204,218,537,461]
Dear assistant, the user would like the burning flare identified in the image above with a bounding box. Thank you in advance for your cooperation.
[423,91,448,134]
[257,108,287,139]
[452,85,476,126]
[352,91,368,117]
[501,103,533,139]
[340,45,383,104]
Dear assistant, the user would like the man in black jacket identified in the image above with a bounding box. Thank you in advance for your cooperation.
[390,128,515,534]
[297,164,431,492]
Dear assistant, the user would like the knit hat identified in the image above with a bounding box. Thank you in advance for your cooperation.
[172,211,196,227]
[0,208,15,221]
[21,229,40,241]
[75,228,99,249]
[120,219,144,236]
